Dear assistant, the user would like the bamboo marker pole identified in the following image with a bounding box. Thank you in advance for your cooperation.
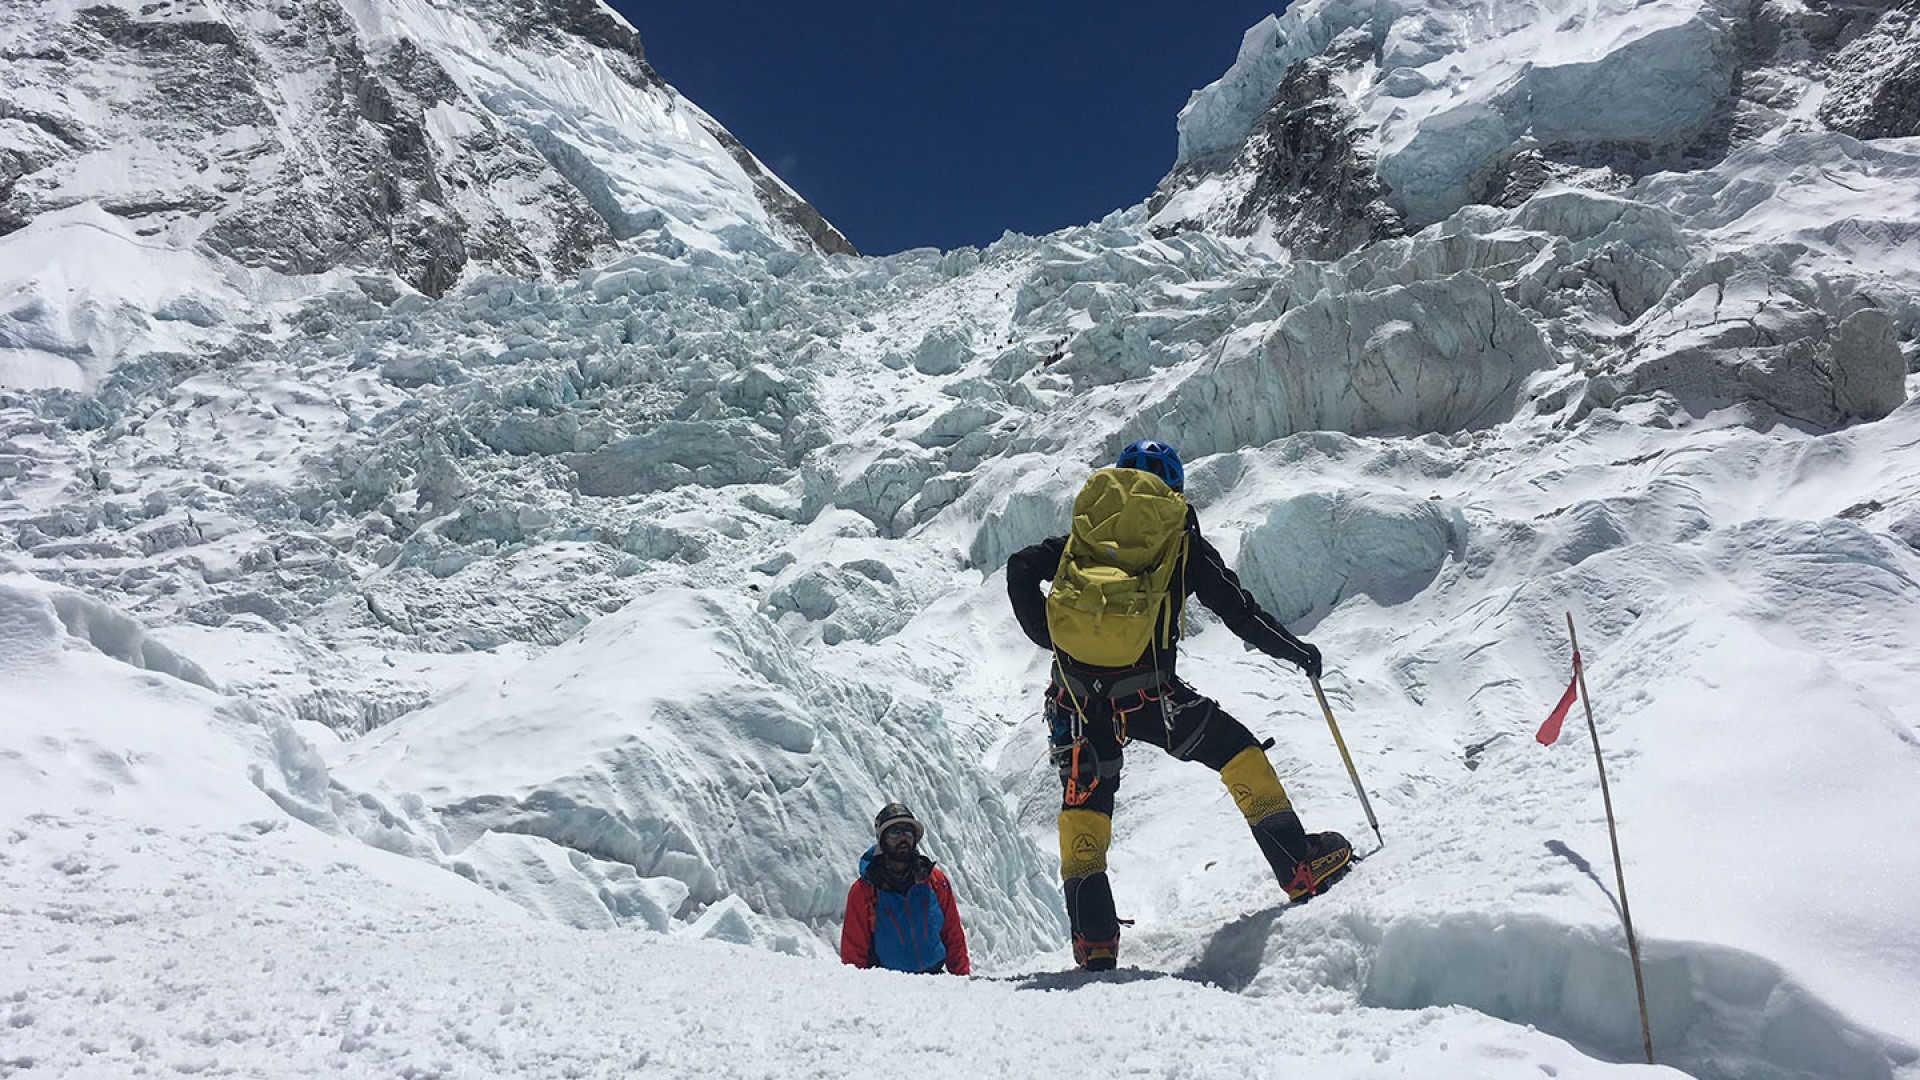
[1567,612,1654,1065]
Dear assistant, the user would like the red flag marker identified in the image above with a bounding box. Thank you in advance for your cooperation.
[1536,651,1582,745]
[1543,618,1653,1064]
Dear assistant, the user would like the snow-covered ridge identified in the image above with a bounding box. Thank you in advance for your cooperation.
[0,0,851,390]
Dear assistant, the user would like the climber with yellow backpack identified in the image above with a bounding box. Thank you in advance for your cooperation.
[1005,439,1352,971]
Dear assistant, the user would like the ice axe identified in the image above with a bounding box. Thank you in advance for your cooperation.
[1310,674,1384,852]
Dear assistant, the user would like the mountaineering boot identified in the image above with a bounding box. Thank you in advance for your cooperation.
[1283,831,1353,903]
[1251,811,1353,903]
[1072,930,1120,972]
[1063,873,1120,970]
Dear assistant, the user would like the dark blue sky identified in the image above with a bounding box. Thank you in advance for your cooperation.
[613,3,1286,255]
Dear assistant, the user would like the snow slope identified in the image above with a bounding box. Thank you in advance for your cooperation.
[5,1,1920,1078]
[0,600,1669,1080]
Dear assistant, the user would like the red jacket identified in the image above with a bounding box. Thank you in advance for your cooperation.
[839,851,970,976]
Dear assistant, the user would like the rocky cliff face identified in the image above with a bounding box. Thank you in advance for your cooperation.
[0,0,852,301]
[1149,55,1405,259]
[1815,0,1920,140]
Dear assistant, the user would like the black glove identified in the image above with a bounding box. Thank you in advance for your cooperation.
[1297,643,1323,681]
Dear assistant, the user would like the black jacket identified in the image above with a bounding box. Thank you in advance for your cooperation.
[1006,506,1316,676]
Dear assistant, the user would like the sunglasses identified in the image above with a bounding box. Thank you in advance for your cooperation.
[882,824,917,839]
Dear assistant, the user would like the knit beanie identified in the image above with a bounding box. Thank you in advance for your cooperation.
[873,802,925,845]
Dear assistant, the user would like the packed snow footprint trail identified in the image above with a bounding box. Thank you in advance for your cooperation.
[2,796,1910,1080]
[4,806,1684,1080]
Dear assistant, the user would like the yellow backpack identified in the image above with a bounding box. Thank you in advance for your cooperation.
[1045,467,1190,668]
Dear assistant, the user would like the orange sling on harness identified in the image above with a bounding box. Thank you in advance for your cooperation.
[1050,660,1166,807]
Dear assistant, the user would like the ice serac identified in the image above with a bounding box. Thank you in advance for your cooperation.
[0,0,850,386]
[1140,270,1557,448]
[332,588,1063,962]
[1152,0,1915,252]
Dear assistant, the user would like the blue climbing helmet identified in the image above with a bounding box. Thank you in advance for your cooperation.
[1115,439,1184,492]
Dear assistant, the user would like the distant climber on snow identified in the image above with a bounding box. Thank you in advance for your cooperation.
[839,802,971,975]
[1006,439,1352,971]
